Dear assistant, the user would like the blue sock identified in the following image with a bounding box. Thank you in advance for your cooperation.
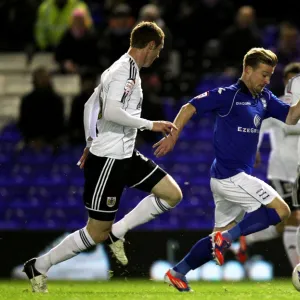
[227,205,281,241]
[173,236,213,275]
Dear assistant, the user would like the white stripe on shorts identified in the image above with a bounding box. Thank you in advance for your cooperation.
[129,165,158,188]
[91,158,115,210]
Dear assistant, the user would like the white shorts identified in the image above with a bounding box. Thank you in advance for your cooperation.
[211,172,280,228]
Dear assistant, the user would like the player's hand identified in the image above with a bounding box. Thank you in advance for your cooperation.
[77,147,90,169]
[254,151,261,168]
[151,121,178,136]
[153,135,176,157]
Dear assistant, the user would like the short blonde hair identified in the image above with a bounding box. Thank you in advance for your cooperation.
[243,47,278,69]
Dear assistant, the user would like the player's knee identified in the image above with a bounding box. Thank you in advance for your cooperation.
[86,222,112,244]
[278,204,291,221]
[89,228,110,244]
[167,187,183,207]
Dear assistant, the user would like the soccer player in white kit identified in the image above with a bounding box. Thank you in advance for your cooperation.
[236,62,300,268]
[22,21,183,293]
[284,67,300,264]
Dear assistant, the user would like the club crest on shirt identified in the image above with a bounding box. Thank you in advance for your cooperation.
[260,97,267,109]
[124,79,135,96]
[254,114,261,128]
[218,88,225,94]
[107,197,116,207]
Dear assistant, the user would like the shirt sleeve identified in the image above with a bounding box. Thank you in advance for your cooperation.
[106,64,135,104]
[84,88,99,147]
[104,101,153,130]
[264,91,290,122]
[188,87,233,116]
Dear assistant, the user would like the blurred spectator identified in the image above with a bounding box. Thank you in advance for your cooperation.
[273,22,300,66]
[0,0,37,51]
[269,22,300,95]
[176,0,234,53]
[137,73,167,145]
[35,0,93,50]
[69,71,98,144]
[99,3,135,69]
[219,6,262,77]
[18,67,65,150]
[55,7,100,74]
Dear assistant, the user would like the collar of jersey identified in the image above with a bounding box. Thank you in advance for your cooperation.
[125,53,139,70]
[236,79,262,99]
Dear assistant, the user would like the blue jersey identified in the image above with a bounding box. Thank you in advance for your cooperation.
[189,80,290,179]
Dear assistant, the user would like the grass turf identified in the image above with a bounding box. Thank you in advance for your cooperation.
[0,279,298,300]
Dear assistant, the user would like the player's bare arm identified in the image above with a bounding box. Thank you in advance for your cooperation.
[153,103,196,157]
[286,100,300,125]
[77,142,91,169]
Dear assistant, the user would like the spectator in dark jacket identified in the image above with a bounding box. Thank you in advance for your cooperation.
[219,6,262,78]
[55,7,99,74]
[18,67,65,150]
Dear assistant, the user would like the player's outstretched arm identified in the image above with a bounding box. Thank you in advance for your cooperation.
[104,101,177,134]
[77,91,100,169]
[153,103,196,157]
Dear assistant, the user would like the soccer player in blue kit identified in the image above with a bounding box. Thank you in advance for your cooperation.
[153,48,300,292]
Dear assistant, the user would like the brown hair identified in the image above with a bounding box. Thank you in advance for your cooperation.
[243,47,278,69]
[283,62,300,79]
[130,21,164,49]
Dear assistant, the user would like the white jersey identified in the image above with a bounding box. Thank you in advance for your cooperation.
[258,93,298,182]
[285,74,300,165]
[85,53,144,159]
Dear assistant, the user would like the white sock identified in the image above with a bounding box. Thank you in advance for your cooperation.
[283,226,299,268]
[35,227,96,274]
[112,194,173,239]
[245,225,279,245]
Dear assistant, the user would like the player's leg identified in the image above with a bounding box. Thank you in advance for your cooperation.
[235,179,288,262]
[212,174,290,264]
[291,172,300,264]
[265,179,299,268]
[112,175,182,239]
[111,150,182,238]
[23,153,126,292]
[206,174,289,267]
[108,150,182,264]
[283,213,299,267]
[165,173,290,292]
[243,180,285,246]
[164,178,244,292]
[245,225,281,245]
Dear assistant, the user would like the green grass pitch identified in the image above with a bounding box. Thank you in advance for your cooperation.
[0,279,298,300]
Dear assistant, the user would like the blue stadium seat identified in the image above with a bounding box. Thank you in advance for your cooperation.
[0,153,12,165]
[69,176,84,186]
[33,174,68,187]
[0,123,22,143]
[0,141,17,153]
[16,148,52,164]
